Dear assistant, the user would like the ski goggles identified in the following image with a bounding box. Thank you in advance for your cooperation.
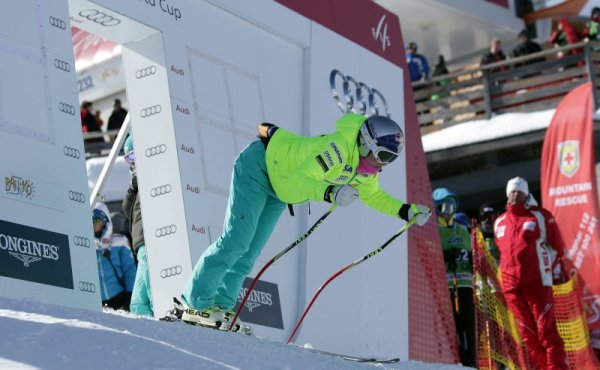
[372,146,399,164]
[436,203,455,215]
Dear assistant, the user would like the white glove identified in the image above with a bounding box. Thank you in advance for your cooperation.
[331,185,358,207]
[408,204,432,226]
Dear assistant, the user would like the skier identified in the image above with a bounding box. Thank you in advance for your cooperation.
[93,202,137,311]
[178,113,432,333]
[494,177,568,369]
[432,187,475,367]
[122,136,153,317]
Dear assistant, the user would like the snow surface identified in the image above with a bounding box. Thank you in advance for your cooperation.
[421,109,556,153]
[0,297,471,370]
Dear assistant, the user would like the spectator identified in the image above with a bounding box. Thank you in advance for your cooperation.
[549,18,582,58]
[430,55,451,101]
[432,188,475,367]
[107,99,128,137]
[122,135,153,317]
[177,114,432,334]
[80,101,102,143]
[476,202,499,263]
[406,42,430,82]
[93,202,136,311]
[494,177,568,370]
[480,38,507,74]
[583,7,600,42]
[511,30,544,66]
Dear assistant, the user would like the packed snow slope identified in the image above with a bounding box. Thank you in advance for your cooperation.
[0,297,471,370]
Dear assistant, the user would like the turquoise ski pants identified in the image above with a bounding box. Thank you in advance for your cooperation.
[182,141,286,310]
[130,245,153,316]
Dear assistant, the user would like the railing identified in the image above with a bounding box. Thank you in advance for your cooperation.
[413,40,600,134]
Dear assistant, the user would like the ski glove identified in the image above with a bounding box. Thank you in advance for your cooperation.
[399,203,431,226]
[324,185,358,206]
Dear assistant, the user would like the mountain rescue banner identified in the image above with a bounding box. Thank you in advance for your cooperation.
[541,82,600,349]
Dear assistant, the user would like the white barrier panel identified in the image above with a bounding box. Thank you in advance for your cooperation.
[0,0,100,310]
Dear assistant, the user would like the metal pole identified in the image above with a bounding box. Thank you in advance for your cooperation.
[90,113,131,208]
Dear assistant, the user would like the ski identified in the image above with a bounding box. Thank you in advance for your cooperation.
[300,347,400,364]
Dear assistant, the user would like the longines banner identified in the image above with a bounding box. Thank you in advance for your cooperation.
[541,83,600,349]
[0,219,73,289]
[236,278,283,329]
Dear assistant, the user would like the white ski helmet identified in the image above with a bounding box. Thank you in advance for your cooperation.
[357,115,404,163]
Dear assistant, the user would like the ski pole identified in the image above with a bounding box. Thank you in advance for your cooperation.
[229,204,337,331]
[286,217,417,344]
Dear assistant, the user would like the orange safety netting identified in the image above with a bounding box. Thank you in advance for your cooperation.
[472,226,599,370]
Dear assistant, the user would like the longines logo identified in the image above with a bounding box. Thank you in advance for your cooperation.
[372,15,391,52]
[0,219,73,289]
[5,176,35,200]
[139,0,182,21]
[237,278,283,329]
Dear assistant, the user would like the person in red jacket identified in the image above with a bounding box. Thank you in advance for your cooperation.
[494,177,568,370]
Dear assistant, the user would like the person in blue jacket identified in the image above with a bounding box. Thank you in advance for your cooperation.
[406,42,430,82]
[93,202,137,311]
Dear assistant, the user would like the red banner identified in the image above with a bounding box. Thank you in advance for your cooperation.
[541,82,600,349]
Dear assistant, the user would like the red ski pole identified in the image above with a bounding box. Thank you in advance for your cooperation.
[229,205,337,331]
[286,217,417,344]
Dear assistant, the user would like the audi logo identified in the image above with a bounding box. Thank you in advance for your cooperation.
[155,225,177,238]
[49,16,66,30]
[63,146,81,159]
[78,281,96,293]
[329,69,390,117]
[140,105,161,118]
[73,235,91,248]
[77,76,94,93]
[135,66,157,79]
[68,191,86,203]
[150,184,172,197]
[145,144,167,157]
[160,265,183,278]
[58,102,76,115]
[53,59,71,72]
[78,9,121,27]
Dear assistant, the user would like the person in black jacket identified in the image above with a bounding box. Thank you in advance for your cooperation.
[480,38,507,74]
[511,30,544,67]
[122,135,153,316]
[107,99,128,140]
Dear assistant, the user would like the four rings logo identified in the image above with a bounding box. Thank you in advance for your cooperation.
[49,16,66,30]
[150,184,172,197]
[77,76,94,93]
[72,235,91,248]
[329,69,390,117]
[155,225,177,238]
[53,59,71,72]
[68,191,86,203]
[63,146,81,159]
[140,105,161,118]
[145,144,167,157]
[160,265,183,278]
[78,9,121,27]
[58,102,76,115]
[78,281,96,293]
[135,66,157,79]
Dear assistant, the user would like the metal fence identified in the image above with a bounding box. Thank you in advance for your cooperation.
[413,40,600,134]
